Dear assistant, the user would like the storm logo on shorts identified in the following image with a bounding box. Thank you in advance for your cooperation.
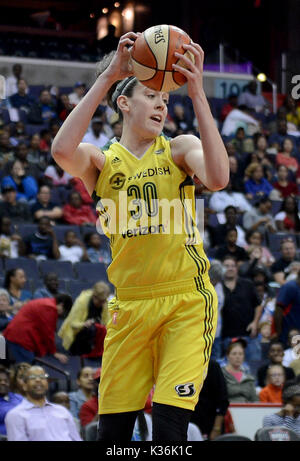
[175,383,196,397]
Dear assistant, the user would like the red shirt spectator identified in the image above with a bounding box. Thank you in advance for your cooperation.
[63,191,97,226]
[79,395,98,427]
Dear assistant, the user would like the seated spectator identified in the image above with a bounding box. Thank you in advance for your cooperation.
[0,366,23,436]
[9,362,31,397]
[39,129,52,154]
[31,185,63,224]
[238,80,268,113]
[220,93,238,122]
[27,89,57,125]
[5,365,82,441]
[5,63,23,98]
[244,162,273,200]
[229,156,245,193]
[276,138,299,175]
[62,191,97,226]
[283,328,300,367]
[255,321,272,365]
[82,117,109,149]
[1,159,38,202]
[56,93,75,121]
[0,215,23,258]
[269,119,295,151]
[253,133,274,169]
[3,295,72,364]
[171,103,194,135]
[212,205,246,248]
[68,82,86,106]
[243,196,276,234]
[27,133,47,170]
[51,391,80,432]
[221,339,258,403]
[79,368,100,428]
[270,238,299,286]
[59,230,88,264]
[272,164,299,199]
[84,232,111,265]
[208,178,253,214]
[274,196,300,233]
[0,288,14,332]
[244,229,275,267]
[70,177,94,205]
[33,272,60,299]
[68,367,96,419]
[10,121,29,146]
[9,79,34,112]
[5,142,41,181]
[231,127,254,155]
[262,381,300,436]
[0,185,32,223]
[0,131,15,167]
[4,268,31,314]
[58,282,110,358]
[285,95,300,130]
[259,364,285,403]
[44,160,72,186]
[257,341,296,388]
[24,216,60,261]
[215,227,249,264]
[221,104,260,138]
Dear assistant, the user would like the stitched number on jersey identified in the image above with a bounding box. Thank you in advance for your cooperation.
[127,182,158,219]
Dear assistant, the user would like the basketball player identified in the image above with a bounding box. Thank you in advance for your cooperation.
[51,31,229,441]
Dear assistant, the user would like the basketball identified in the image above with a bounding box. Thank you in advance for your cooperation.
[130,24,195,93]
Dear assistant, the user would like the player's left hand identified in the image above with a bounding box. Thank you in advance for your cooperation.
[172,41,204,98]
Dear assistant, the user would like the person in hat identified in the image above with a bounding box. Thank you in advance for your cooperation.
[69,82,87,106]
[82,116,109,149]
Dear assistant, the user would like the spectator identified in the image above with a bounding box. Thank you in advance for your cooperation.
[24,216,60,260]
[27,133,48,171]
[9,362,31,397]
[68,367,96,419]
[1,159,38,202]
[10,121,29,146]
[257,341,296,388]
[209,260,225,361]
[0,131,14,166]
[221,104,260,138]
[268,119,295,151]
[256,321,272,364]
[220,93,238,122]
[221,339,258,403]
[44,160,72,186]
[39,129,52,153]
[56,94,75,122]
[5,365,82,441]
[82,117,109,149]
[283,328,300,367]
[2,294,72,364]
[79,368,100,428]
[243,229,275,268]
[171,103,194,135]
[270,238,299,286]
[262,381,300,436]
[59,230,88,263]
[272,164,299,199]
[214,227,249,264]
[285,95,300,130]
[274,196,300,233]
[5,64,23,98]
[0,366,23,436]
[9,79,34,112]
[253,134,273,169]
[0,185,32,223]
[4,268,31,314]
[30,185,63,224]
[238,80,268,113]
[62,191,97,226]
[97,24,119,55]
[3,142,41,181]
[84,232,111,265]
[276,138,299,174]
[0,215,23,258]
[231,127,254,156]
[221,256,263,351]
[191,359,229,440]
[229,155,245,193]
[0,288,14,332]
[208,178,253,214]
[68,82,86,106]
[58,281,110,358]
[273,271,300,346]
[259,364,285,403]
[213,205,246,248]
[33,272,59,299]
[244,162,273,200]
[27,89,57,125]
[243,196,276,234]
[51,391,81,432]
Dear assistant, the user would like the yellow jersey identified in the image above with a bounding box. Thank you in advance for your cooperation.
[92,135,210,295]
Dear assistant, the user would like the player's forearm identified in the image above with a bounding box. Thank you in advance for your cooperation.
[192,91,229,190]
[52,72,115,158]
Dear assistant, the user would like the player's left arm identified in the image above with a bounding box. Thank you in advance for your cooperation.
[171,42,229,191]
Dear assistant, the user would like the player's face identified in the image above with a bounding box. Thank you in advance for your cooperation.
[129,83,169,137]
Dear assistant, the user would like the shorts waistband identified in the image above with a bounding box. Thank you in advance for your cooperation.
[116,274,210,301]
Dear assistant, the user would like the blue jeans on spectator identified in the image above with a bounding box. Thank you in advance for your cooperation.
[6,340,35,364]
[211,337,223,361]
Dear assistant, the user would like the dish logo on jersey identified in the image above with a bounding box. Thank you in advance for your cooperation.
[110,172,126,190]
[175,383,195,397]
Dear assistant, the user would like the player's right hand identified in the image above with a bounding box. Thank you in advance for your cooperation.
[106,32,140,81]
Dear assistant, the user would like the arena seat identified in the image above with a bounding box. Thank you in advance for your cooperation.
[53,224,82,244]
[39,260,74,280]
[66,280,94,300]
[4,257,39,280]
[266,233,298,252]
[73,262,108,284]
[15,223,38,239]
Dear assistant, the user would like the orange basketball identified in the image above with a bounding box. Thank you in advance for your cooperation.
[130,24,195,93]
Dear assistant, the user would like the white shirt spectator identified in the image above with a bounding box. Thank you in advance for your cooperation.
[82,131,109,150]
[59,245,83,264]
[209,191,253,214]
[221,108,259,137]
[283,348,299,367]
[44,165,72,186]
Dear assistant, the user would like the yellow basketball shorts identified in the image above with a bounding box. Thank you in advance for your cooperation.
[98,277,218,414]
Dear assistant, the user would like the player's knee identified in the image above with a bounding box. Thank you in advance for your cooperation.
[152,402,192,441]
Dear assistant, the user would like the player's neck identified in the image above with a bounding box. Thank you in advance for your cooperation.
[119,128,155,159]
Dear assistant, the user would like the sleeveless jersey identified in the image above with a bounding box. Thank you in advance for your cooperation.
[92,135,210,292]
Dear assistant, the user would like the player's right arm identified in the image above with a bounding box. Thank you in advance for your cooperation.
[51,32,138,194]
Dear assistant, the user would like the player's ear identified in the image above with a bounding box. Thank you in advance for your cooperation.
[117,95,129,113]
